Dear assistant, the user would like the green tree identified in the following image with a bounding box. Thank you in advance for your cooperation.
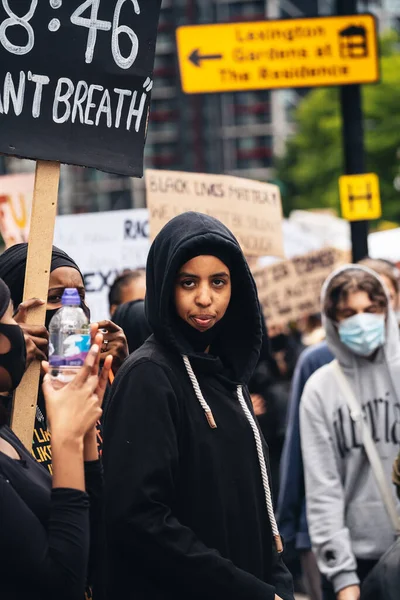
[277,31,400,223]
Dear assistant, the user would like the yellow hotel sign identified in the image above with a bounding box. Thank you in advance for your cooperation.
[176,14,379,94]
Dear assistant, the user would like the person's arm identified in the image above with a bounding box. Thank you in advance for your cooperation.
[84,459,104,586]
[277,354,309,548]
[104,360,278,600]
[270,545,295,600]
[300,377,359,596]
[0,473,90,599]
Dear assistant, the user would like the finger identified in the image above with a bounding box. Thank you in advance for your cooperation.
[34,348,48,363]
[13,298,45,322]
[70,344,100,388]
[92,332,103,374]
[99,350,113,363]
[29,336,49,350]
[101,331,123,343]
[90,322,99,345]
[96,319,121,334]
[20,325,49,339]
[83,375,101,396]
[41,373,53,396]
[42,361,50,375]
[97,355,113,404]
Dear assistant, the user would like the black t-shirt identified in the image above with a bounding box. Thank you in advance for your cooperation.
[0,426,102,600]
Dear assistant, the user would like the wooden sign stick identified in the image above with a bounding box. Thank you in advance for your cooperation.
[11,160,60,450]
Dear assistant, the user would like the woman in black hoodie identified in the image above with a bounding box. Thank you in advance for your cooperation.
[102,212,294,600]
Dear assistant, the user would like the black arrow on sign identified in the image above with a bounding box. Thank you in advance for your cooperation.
[188,48,223,67]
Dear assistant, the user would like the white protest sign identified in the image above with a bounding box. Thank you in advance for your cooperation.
[0,173,34,247]
[253,247,350,326]
[145,169,284,258]
[54,209,149,321]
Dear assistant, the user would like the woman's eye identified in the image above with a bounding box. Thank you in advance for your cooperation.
[182,280,195,289]
[213,279,225,288]
[48,295,62,304]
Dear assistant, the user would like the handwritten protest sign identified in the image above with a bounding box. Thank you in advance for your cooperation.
[1,1,162,448]
[0,173,34,247]
[54,208,149,320]
[0,0,161,176]
[145,170,284,257]
[253,247,350,325]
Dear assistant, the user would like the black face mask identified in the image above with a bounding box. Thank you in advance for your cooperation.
[45,302,91,329]
[0,323,27,391]
[45,308,59,329]
[270,333,288,353]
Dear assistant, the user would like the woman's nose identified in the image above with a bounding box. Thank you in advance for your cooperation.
[196,285,212,307]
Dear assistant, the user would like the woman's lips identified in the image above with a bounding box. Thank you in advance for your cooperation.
[191,315,215,328]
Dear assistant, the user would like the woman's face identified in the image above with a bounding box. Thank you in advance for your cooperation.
[335,290,387,323]
[0,302,19,353]
[47,267,85,310]
[175,255,231,332]
[0,302,24,392]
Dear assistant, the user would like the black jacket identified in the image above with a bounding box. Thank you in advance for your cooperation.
[102,212,294,600]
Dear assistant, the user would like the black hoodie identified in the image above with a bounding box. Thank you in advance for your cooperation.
[102,212,294,600]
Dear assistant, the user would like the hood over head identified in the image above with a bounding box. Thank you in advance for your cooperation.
[113,299,152,354]
[321,264,400,368]
[145,212,263,383]
[0,279,11,319]
[0,243,83,309]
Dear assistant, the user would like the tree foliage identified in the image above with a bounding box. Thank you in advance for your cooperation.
[277,32,400,223]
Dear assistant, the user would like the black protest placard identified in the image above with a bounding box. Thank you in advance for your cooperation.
[0,0,161,176]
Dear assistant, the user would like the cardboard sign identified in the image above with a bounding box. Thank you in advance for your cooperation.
[0,172,34,247]
[0,0,161,176]
[145,170,284,258]
[176,14,379,94]
[54,208,150,320]
[253,247,349,326]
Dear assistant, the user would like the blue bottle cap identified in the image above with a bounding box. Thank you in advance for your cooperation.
[61,288,81,306]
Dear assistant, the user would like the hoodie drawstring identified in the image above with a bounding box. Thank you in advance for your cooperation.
[182,355,217,429]
[182,355,283,554]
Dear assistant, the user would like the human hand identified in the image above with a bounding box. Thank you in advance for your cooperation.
[88,328,113,406]
[337,585,360,600]
[42,344,102,443]
[251,393,266,416]
[84,329,113,460]
[96,319,128,373]
[274,595,283,600]
[13,298,49,365]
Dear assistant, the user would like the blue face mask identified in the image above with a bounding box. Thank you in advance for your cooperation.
[338,312,386,357]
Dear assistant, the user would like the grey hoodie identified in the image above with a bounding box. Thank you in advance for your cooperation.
[300,265,400,593]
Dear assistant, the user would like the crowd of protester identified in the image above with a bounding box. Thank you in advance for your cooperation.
[0,211,399,600]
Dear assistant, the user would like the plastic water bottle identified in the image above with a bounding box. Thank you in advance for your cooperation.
[49,288,90,387]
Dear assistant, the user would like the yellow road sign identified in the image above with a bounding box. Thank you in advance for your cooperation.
[339,173,381,221]
[176,14,379,94]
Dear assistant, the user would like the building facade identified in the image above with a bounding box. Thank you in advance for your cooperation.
[2,0,398,213]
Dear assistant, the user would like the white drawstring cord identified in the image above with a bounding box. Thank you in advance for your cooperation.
[182,355,283,553]
[236,385,283,553]
[182,355,217,429]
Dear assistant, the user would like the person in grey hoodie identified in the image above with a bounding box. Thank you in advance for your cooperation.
[300,265,400,600]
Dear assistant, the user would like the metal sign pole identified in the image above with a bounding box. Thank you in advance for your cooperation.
[337,0,369,262]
